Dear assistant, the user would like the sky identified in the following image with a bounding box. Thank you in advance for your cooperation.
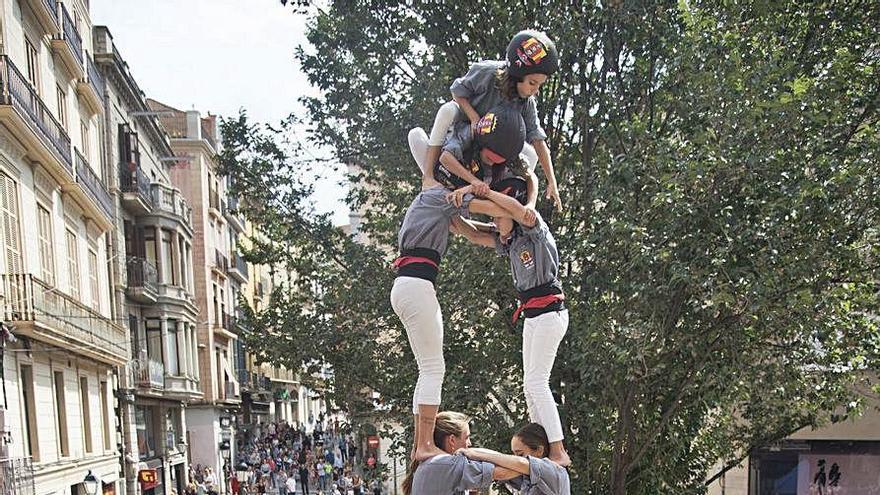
[91,0,351,225]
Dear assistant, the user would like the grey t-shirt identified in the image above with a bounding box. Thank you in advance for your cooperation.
[398,186,473,256]
[495,212,560,293]
[410,454,496,495]
[504,457,571,495]
[450,60,547,143]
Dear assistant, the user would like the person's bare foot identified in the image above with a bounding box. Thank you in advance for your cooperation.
[414,445,446,462]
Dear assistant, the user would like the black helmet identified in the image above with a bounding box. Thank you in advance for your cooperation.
[474,105,526,164]
[492,176,528,205]
[506,30,559,78]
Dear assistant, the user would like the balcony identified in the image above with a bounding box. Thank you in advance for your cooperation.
[227,252,248,284]
[134,357,164,390]
[60,150,112,228]
[50,3,84,79]
[225,195,246,232]
[23,0,59,36]
[208,188,225,221]
[1,273,127,365]
[0,55,73,185]
[119,164,152,215]
[212,249,228,277]
[164,375,201,400]
[76,52,104,115]
[126,257,158,303]
[0,456,35,495]
[150,182,192,228]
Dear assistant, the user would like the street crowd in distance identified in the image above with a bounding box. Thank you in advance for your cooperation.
[187,420,382,495]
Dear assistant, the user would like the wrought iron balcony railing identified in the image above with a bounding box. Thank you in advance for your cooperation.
[134,357,164,389]
[119,163,152,206]
[0,55,72,174]
[126,257,158,292]
[58,3,83,67]
[75,150,112,218]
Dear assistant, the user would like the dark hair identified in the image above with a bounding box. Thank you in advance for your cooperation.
[401,412,470,495]
[495,68,522,100]
[514,423,550,458]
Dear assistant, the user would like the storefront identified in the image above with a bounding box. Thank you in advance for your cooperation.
[750,441,880,494]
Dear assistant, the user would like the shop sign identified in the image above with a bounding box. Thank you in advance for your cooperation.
[138,469,159,490]
[367,436,380,449]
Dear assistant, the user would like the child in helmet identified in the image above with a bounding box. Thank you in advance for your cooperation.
[411,30,562,211]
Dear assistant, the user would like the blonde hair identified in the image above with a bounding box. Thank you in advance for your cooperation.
[401,412,470,495]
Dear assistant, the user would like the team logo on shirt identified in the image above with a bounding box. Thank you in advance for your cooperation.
[475,113,497,136]
[469,159,481,174]
[520,249,535,270]
[516,37,547,67]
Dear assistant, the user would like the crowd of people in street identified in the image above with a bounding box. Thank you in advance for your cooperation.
[190,419,385,495]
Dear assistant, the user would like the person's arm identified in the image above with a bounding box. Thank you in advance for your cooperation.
[450,215,496,248]
[439,151,486,189]
[460,448,530,476]
[452,95,481,127]
[533,139,562,212]
[524,169,539,220]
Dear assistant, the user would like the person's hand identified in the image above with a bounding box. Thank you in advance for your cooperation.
[523,206,538,225]
[454,448,474,458]
[546,182,563,212]
[471,181,490,197]
[446,186,471,207]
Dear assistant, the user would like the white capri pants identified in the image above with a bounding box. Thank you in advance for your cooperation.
[390,276,445,414]
[408,101,538,176]
[522,309,569,443]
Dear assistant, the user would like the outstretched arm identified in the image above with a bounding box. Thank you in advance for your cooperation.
[482,189,537,228]
[461,448,531,476]
[440,151,485,188]
[450,215,496,248]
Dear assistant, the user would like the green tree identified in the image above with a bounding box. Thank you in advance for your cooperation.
[226,1,880,493]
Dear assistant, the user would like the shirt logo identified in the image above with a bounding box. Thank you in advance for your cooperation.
[475,113,497,136]
[516,37,547,67]
[520,249,535,269]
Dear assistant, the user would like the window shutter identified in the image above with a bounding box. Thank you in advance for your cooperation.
[0,173,23,275]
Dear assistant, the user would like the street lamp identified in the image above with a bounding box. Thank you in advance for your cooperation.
[83,471,99,495]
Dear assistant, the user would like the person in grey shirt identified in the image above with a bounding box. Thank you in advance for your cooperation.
[448,178,571,467]
[459,423,570,495]
[402,411,519,495]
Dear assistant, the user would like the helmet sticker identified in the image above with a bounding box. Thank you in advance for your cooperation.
[475,113,498,136]
[516,37,548,67]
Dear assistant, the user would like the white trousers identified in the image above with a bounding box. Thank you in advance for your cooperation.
[408,101,538,176]
[522,309,568,443]
[390,276,445,414]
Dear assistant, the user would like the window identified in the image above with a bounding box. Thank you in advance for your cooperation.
[80,120,90,158]
[0,173,23,274]
[56,85,68,130]
[66,230,80,299]
[25,38,39,93]
[145,227,157,278]
[79,376,92,453]
[19,365,39,461]
[88,250,99,309]
[53,370,69,457]
[167,321,180,376]
[135,406,155,459]
[161,230,175,284]
[37,205,55,284]
[100,381,110,451]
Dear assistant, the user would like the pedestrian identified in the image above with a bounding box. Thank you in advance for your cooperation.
[285,469,297,495]
[298,463,311,495]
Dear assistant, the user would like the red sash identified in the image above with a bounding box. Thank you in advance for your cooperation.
[393,256,439,269]
[512,293,565,324]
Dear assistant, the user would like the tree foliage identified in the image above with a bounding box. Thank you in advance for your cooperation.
[222,1,880,493]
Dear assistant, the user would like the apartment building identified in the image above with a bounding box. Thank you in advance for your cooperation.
[0,1,123,495]
[93,26,200,495]
[147,100,240,491]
